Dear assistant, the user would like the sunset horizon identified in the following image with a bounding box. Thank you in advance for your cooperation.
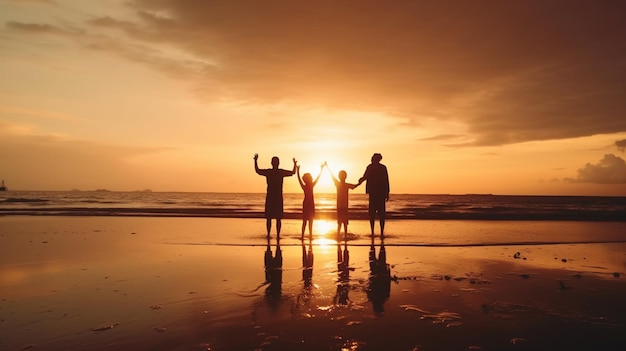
[1,1,626,196]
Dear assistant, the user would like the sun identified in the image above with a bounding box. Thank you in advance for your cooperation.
[295,156,362,194]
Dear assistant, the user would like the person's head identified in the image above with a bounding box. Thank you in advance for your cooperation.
[339,170,347,181]
[371,153,383,164]
[271,156,280,168]
[303,173,313,184]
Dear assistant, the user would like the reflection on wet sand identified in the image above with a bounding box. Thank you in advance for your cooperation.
[334,237,351,306]
[297,237,315,308]
[263,236,282,307]
[302,239,314,289]
[367,235,392,314]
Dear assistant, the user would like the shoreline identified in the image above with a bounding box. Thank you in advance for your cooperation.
[1,208,625,221]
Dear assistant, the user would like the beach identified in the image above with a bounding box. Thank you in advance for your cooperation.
[1,215,625,351]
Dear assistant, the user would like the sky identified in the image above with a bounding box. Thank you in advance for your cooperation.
[1,0,626,195]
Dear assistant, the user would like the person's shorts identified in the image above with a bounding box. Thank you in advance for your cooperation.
[337,208,349,224]
[265,195,284,219]
[368,194,386,217]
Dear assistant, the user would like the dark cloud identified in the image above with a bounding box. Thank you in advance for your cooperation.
[616,139,626,152]
[5,0,56,4]
[569,154,626,184]
[8,0,626,146]
[6,21,62,33]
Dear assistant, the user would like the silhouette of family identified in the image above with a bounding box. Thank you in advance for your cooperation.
[255,152,392,315]
[253,153,390,239]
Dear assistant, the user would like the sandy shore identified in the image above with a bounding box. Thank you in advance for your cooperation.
[1,216,625,350]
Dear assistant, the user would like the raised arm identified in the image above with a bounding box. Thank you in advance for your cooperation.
[296,165,305,189]
[312,162,325,186]
[254,153,261,175]
[291,157,297,175]
[326,162,339,185]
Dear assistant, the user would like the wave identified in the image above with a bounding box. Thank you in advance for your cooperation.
[1,191,624,221]
[1,197,49,203]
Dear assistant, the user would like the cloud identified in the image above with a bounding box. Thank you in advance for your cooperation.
[5,0,626,146]
[6,21,62,33]
[4,0,56,4]
[569,154,626,184]
[616,139,626,152]
[0,121,171,190]
[419,134,465,142]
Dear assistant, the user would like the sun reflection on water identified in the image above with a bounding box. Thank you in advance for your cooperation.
[312,219,339,249]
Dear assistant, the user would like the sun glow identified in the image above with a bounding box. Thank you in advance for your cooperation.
[295,155,363,194]
[313,219,335,236]
[312,220,339,248]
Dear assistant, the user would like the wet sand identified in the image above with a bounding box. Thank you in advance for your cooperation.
[1,216,625,351]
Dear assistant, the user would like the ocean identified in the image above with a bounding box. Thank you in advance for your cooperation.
[1,191,625,247]
[1,191,624,221]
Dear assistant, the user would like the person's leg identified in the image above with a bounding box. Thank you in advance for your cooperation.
[301,219,306,240]
[276,219,282,238]
[308,219,314,242]
[337,243,342,262]
[337,221,342,241]
[266,218,272,237]
[368,196,376,236]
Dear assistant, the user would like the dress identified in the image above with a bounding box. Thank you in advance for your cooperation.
[302,184,315,220]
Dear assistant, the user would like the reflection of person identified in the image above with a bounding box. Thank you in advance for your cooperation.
[264,236,283,304]
[302,241,314,289]
[295,238,314,311]
[334,242,350,306]
[328,164,360,240]
[367,236,391,314]
[297,163,324,241]
[254,154,297,238]
[358,153,390,237]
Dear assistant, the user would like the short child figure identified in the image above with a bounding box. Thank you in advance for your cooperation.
[328,164,361,241]
[297,163,324,241]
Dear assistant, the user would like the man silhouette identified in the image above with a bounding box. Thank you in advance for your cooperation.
[358,153,390,237]
[254,154,297,237]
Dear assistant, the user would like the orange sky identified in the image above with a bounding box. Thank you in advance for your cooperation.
[1,0,626,195]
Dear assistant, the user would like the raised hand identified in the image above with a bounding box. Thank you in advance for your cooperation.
[253,153,259,160]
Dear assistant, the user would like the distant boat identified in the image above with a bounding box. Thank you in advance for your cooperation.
[0,180,6,191]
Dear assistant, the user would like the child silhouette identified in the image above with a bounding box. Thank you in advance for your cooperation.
[327,163,360,240]
[297,163,324,241]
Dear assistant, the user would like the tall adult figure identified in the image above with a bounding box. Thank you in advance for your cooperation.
[254,153,297,238]
[358,153,390,237]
